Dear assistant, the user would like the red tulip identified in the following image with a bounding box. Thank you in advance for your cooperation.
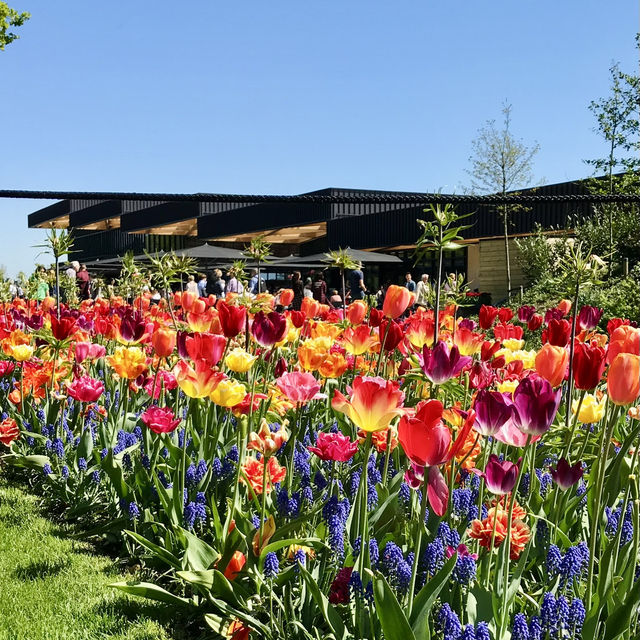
[572,341,606,390]
[218,301,246,339]
[0,417,19,446]
[497,308,514,323]
[543,318,571,347]
[379,320,404,352]
[185,332,227,366]
[288,310,305,328]
[50,314,77,341]
[368,308,383,327]
[527,314,543,332]
[493,323,523,341]
[577,305,603,331]
[478,305,499,330]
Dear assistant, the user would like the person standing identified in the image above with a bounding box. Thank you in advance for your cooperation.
[291,271,304,310]
[226,268,244,295]
[404,272,416,293]
[65,261,79,280]
[303,277,314,299]
[348,263,366,301]
[312,272,327,305]
[209,269,226,298]
[415,273,431,307]
[76,264,91,300]
[186,275,199,295]
[197,273,207,297]
[35,267,49,301]
[248,269,260,295]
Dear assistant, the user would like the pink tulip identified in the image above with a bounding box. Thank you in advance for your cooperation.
[308,432,359,462]
[67,376,105,403]
[276,371,322,404]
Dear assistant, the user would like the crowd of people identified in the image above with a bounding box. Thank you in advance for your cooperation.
[18,260,465,312]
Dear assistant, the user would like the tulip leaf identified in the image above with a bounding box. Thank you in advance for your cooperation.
[76,426,94,461]
[298,563,347,640]
[410,554,456,639]
[175,526,219,571]
[100,451,131,499]
[603,576,640,640]
[259,537,325,561]
[124,529,181,569]
[373,573,417,640]
[110,581,192,607]
[3,453,51,470]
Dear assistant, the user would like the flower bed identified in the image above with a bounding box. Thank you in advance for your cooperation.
[1,289,639,640]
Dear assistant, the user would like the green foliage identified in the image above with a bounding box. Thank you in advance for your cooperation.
[34,227,74,262]
[0,1,29,50]
[59,272,79,307]
[323,248,360,273]
[515,225,574,285]
[244,234,273,263]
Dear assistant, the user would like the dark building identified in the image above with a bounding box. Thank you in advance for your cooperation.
[27,179,594,302]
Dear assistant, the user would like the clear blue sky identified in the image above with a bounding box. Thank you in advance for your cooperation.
[1,0,637,276]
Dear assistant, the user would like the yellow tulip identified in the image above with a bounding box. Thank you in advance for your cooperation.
[106,346,147,379]
[225,348,257,374]
[496,379,519,395]
[210,378,246,407]
[502,338,525,351]
[573,393,607,423]
[10,344,34,362]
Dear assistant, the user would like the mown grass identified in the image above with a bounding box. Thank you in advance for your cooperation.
[0,479,189,640]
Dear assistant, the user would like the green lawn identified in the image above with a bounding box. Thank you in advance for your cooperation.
[0,480,188,640]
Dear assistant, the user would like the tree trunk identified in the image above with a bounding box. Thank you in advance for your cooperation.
[503,206,512,301]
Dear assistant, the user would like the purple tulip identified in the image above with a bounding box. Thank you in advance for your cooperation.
[472,389,515,436]
[475,454,521,495]
[550,458,583,490]
[517,305,536,323]
[512,375,562,436]
[577,305,603,331]
[420,342,472,385]
[458,318,478,331]
[404,461,425,489]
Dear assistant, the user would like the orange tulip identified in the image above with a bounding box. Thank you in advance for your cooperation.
[180,290,198,311]
[280,289,294,307]
[535,343,569,387]
[382,285,413,319]
[557,299,572,316]
[298,337,331,371]
[607,353,640,406]
[607,325,640,364]
[151,326,177,357]
[223,551,246,581]
[300,297,320,319]
[341,325,376,356]
[318,352,349,378]
[173,359,225,398]
[310,322,342,340]
[106,346,148,380]
[346,300,368,325]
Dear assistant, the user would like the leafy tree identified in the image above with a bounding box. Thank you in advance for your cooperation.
[323,248,360,313]
[0,2,29,50]
[34,228,74,317]
[585,45,640,274]
[467,103,539,298]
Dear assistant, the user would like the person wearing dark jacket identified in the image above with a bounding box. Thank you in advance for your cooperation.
[312,273,327,305]
[208,269,226,298]
[291,271,304,310]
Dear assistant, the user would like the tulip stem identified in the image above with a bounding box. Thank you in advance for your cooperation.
[564,274,581,430]
[357,433,373,584]
[585,403,620,610]
[259,454,270,549]
[375,322,392,376]
[382,427,393,488]
[407,473,428,617]
[499,435,531,634]
[562,388,586,461]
